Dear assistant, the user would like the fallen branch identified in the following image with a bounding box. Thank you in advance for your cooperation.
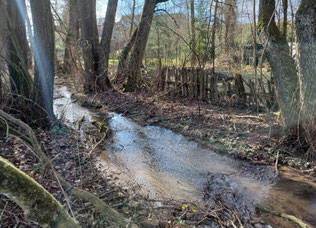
[256,206,312,228]
[231,115,264,121]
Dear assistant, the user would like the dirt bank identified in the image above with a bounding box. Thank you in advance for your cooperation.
[91,88,314,174]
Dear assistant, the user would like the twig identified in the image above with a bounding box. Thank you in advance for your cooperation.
[257,206,312,228]
[232,115,264,121]
[275,151,279,175]
[87,133,107,157]
[0,201,8,222]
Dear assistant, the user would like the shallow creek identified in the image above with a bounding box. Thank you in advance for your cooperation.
[54,85,316,227]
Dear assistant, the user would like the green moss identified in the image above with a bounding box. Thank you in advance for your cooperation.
[0,157,79,228]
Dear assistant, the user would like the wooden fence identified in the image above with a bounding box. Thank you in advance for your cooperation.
[155,67,276,107]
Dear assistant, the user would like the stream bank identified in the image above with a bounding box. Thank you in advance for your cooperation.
[95,88,315,172]
[54,84,315,227]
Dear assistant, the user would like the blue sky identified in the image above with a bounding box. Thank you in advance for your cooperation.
[77,0,301,23]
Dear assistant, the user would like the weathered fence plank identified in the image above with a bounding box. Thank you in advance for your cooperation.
[157,67,275,108]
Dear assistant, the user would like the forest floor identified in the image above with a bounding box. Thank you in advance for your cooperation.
[0,125,183,227]
[94,88,315,173]
[0,110,270,228]
[1,81,315,227]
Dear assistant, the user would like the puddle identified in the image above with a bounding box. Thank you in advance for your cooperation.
[54,85,316,227]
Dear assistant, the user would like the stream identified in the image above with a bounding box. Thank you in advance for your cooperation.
[54,85,316,227]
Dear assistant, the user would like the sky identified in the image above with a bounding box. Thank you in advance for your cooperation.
[95,0,301,24]
[96,1,108,19]
[48,0,301,24]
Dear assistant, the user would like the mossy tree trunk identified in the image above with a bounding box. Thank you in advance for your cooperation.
[258,0,299,131]
[295,0,316,154]
[7,0,32,98]
[0,156,80,228]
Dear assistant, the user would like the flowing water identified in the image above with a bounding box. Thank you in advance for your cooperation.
[54,85,316,227]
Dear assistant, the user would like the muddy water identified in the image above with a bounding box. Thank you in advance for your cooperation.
[54,86,316,227]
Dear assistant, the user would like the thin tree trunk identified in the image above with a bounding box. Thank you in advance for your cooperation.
[156,22,162,71]
[253,0,258,111]
[289,0,295,56]
[282,0,288,39]
[258,0,299,131]
[224,0,236,53]
[0,0,7,99]
[185,0,191,38]
[211,0,219,71]
[116,28,138,86]
[190,0,196,66]
[295,0,316,153]
[30,0,55,124]
[129,0,136,38]
[98,0,118,91]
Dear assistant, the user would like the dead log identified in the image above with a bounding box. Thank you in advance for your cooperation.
[0,156,80,228]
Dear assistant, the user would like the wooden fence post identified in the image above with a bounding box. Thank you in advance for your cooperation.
[234,74,246,101]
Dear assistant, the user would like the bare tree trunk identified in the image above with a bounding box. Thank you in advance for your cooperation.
[185,0,191,38]
[7,0,32,98]
[253,0,258,111]
[125,0,168,91]
[289,0,295,56]
[282,0,288,39]
[115,28,138,86]
[129,0,136,38]
[296,0,316,154]
[156,22,162,71]
[78,0,99,93]
[0,0,7,99]
[211,0,219,70]
[190,0,196,66]
[98,0,118,91]
[63,0,79,74]
[30,0,55,124]
[258,0,299,131]
[224,0,236,53]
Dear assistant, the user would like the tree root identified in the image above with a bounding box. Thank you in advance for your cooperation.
[0,110,138,227]
[256,206,312,228]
